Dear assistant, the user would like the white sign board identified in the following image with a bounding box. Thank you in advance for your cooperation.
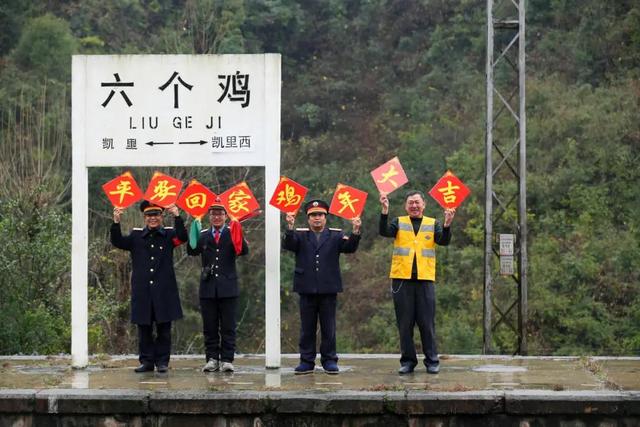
[72,54,281,368]
[498,233,515,256]
[500,256,515,276]
[75,54,277,167]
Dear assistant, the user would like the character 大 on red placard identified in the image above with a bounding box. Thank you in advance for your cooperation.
[370,156,409,195]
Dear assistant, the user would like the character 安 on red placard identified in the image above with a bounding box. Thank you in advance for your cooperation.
[144,172,184,208]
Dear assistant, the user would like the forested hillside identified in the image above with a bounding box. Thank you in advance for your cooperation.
[0,0,638,356]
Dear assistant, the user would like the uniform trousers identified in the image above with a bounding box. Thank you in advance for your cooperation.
[299,293,338,365]
[200,297,238,362]
[391,279,439,368]
[137,307,172,367]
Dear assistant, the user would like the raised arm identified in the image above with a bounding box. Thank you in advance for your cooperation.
[435,208,455,246]
[167,204,188,243]
[110,207,133,250]
[340,216,361,253]
[282,212,300,252]
[378,193,398,237]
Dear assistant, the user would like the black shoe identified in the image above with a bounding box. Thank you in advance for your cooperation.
[134,364,154,373]
[322,361,339,375]
[156,365,169,373]
[426,364,440,374]
[294,362,315,375]
[398,364,415,375]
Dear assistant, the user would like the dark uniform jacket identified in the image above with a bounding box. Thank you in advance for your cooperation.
[110,217,187,325]
[186,225,249,299]
[283,227,360,294]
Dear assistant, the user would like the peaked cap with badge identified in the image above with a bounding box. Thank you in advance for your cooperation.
[305,199,329,215]
[140,200,164,215]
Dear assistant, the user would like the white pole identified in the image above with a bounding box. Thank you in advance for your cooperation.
[71,56,89,368]
[264,54,282,368]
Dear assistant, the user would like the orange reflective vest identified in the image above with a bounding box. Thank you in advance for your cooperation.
[390,216,437,281]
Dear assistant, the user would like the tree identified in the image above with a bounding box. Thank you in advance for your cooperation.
[13,13,77,80]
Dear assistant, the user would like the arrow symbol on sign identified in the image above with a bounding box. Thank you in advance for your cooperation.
[146,141,174,146]
[178,140,208,145]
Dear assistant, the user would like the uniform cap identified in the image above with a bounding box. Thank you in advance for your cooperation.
[208,197,226,213]
[140,200,164,214]
[305,199,329,215]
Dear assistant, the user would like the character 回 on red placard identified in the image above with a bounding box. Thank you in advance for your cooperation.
[269,176,308,214]
[144,172,184,208]
[176,180,217,220]
[102,171,143,208]
[370,156,409,195]
[328,183,368,220]
[219,181,261,221]
[428,170,471,209]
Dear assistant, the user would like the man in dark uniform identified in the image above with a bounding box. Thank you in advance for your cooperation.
[187,200,248,373]
[111,201,187,373]
[379,190,456,375]
[283,199,361,374]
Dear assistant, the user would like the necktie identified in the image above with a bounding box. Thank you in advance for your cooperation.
[214,228,220,244]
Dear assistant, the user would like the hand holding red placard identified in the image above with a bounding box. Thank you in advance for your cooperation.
[370,156,409,195]
[428,170,471,209]
[269,176,308,214]
[102,171,143,208]
[329,183,368,220]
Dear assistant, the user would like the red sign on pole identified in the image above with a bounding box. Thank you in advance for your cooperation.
[102,171,143,208]
[269,176,308,214]
[144,172,184,207]
[176,180,217,219]
[428,170,471,209]
[329,183,368,220]
[370,156,409,195]
[219,181,261,221]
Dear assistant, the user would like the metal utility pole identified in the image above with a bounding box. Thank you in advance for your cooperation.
[484,0,528,355]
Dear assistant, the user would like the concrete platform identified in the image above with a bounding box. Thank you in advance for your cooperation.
[1,354,639,426]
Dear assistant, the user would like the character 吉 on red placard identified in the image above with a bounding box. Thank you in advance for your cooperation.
[428,170,471,209]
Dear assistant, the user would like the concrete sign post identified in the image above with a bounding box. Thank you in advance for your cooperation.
[72,54,281,368]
